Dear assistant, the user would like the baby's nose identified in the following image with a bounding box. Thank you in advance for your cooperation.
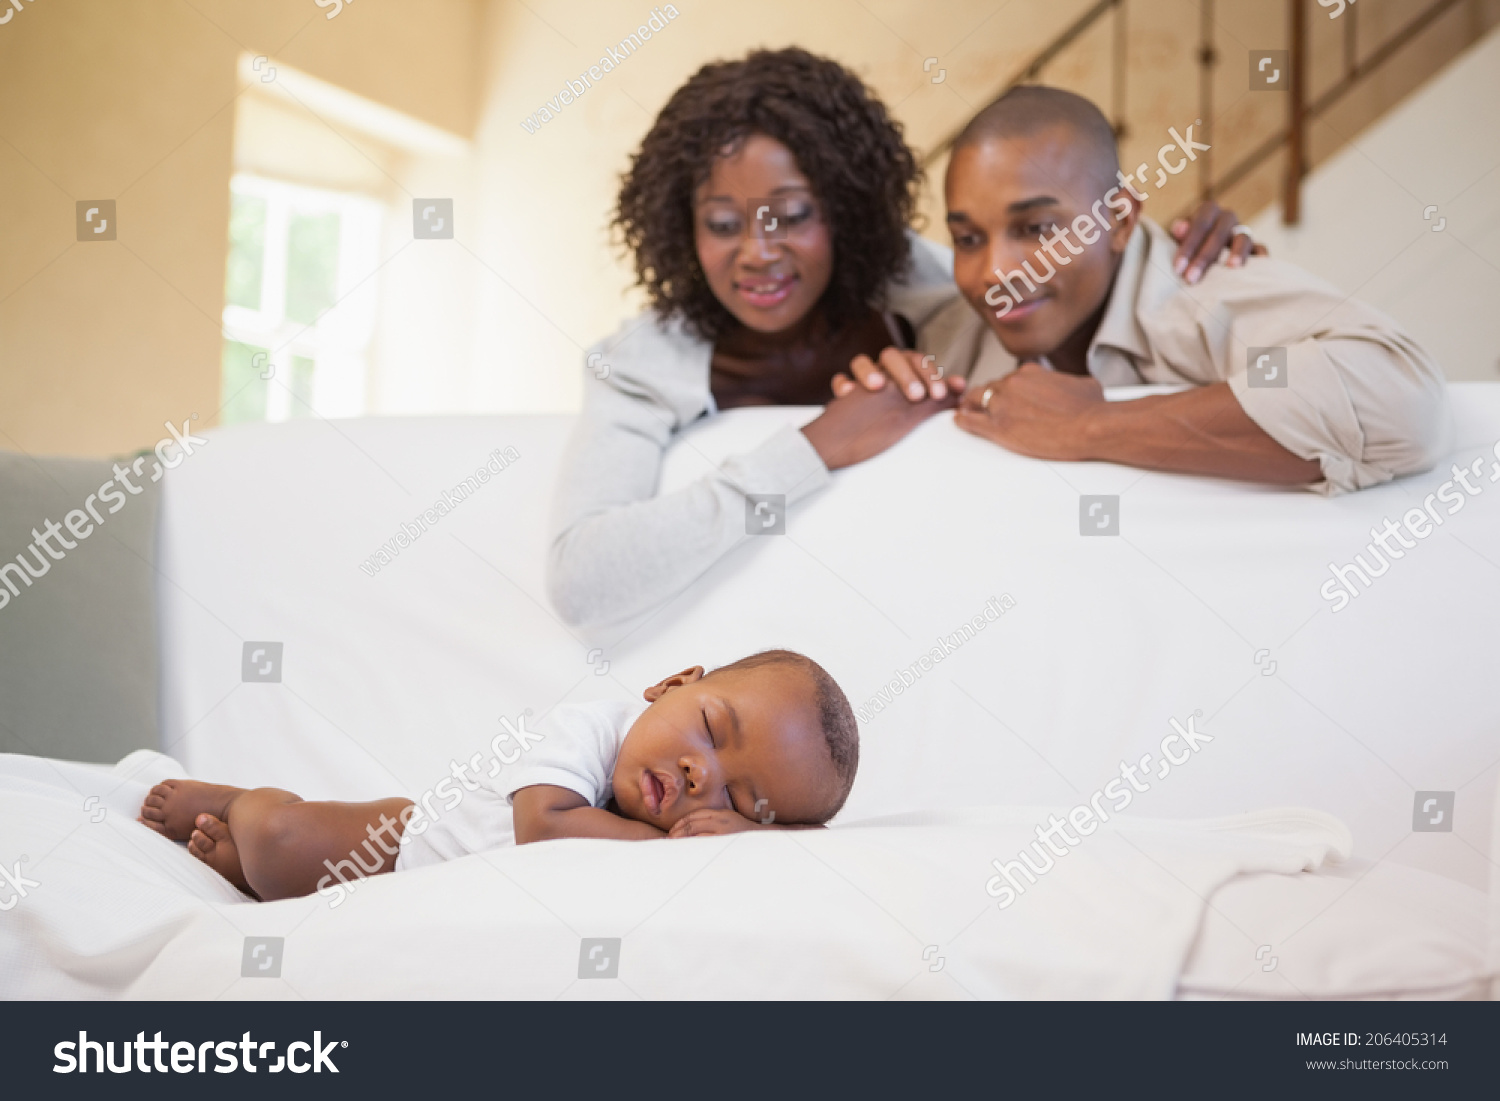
[681,755,717,794]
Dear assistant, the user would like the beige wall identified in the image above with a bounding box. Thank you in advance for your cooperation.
[0,0,478,457]
[2,0,1493,457]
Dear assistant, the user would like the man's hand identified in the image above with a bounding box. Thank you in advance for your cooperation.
[668,808,763,838]
[954,363,1104,461]
[802,376,958,470]
[832,347,965,403]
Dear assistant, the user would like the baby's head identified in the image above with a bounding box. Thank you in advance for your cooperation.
[611,649,858,831]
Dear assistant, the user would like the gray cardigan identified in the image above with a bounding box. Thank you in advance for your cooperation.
[546,233,961,626]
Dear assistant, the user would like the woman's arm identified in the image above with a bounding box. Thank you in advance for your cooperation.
[546,325,832,627]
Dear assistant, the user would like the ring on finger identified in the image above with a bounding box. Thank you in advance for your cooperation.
[981,386,995,410]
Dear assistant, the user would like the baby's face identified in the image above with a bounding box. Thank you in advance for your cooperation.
[611,664,835,831]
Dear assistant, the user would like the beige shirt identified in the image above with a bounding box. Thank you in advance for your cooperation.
[918,218,1454,495]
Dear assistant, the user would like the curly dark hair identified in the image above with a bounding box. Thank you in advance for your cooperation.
[614,47,922,342]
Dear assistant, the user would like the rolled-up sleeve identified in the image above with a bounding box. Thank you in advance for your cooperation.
[1146,239,1455,496]
[1229,328,1453,495]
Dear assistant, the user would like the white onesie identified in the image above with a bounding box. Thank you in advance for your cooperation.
[393,698,649,871]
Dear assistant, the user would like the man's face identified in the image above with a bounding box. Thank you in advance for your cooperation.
[945,127,1135,360]
[612,665,835,831]
[693,132,835,334]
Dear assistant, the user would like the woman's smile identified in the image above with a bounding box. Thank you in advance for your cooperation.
[733,271,799,311]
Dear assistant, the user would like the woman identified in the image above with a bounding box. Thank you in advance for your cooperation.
[548,48,1255,626]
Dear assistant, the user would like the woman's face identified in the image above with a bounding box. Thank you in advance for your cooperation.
[693,133,834,334]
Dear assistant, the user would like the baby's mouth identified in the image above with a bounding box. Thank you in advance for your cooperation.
[639,769,680,817]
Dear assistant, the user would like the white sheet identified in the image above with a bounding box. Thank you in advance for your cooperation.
[1,751,1355,1000]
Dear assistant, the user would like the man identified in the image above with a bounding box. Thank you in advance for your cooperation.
[842,85,1452,494]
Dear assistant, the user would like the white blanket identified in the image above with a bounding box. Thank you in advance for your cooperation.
[0,751,1351,999]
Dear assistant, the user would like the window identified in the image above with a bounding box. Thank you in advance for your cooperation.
[220,174,382,424]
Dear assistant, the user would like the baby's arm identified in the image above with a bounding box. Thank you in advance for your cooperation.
[512,784,665,844]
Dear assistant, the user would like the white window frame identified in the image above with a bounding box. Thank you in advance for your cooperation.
[222,174,384,421]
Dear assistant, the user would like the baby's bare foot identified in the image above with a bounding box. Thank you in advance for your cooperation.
[139,779,245,841]
[188,814,255,896]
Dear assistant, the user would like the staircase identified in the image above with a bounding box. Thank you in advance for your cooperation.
[919,0,1500,226]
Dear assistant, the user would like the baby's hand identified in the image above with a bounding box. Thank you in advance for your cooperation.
[668,808,760,838]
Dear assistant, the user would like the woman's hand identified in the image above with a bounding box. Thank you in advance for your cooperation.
[832,347,963,403]
[802,378,959,470]
[1169,200,1268,284]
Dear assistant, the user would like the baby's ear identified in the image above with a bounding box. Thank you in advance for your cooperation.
[642,665,706,702]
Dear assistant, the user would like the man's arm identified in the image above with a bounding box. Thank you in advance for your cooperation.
[955,365,1321,485]
[512,784,665,844]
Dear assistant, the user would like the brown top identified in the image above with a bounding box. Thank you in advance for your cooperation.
[710,307,915,410]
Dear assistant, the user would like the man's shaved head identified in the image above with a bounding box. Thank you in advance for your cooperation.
[952,84,1119,202]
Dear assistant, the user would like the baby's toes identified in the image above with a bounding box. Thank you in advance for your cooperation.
[188,829,212,861]
[196,814,232,845]
[187,816,226,861]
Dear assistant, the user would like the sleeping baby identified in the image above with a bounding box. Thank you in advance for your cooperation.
[137,649,858,902]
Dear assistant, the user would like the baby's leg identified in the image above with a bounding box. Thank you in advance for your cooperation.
[141,779,412,901]
[223,790,416,902]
